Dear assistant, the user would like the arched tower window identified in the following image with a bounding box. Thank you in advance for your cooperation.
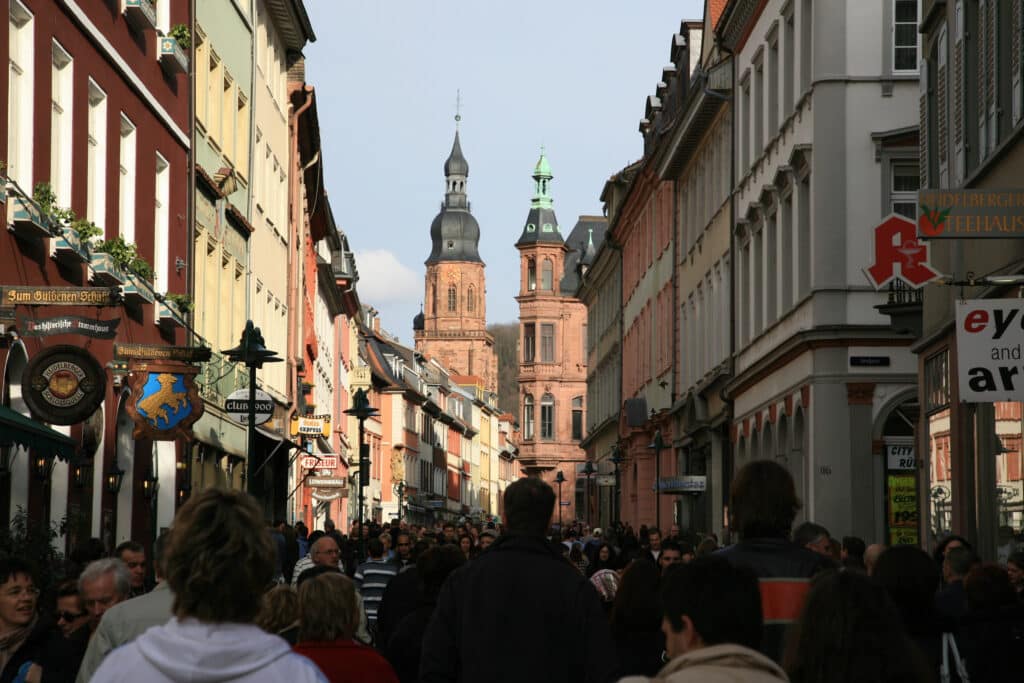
[448,284,457,312]
[542,258,554,290]
[527,259,536,291]
[467,285,475,312]
[541,393,555,440]
[431,283,437,315]
[571,396,584,441]
[523,394,535,440]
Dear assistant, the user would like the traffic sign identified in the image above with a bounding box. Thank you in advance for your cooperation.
[225,388,274,426]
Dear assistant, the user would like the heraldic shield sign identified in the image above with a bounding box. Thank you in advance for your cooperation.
[125,361,205,440]
[21,345,107,425]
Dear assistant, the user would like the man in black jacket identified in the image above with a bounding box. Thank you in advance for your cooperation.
[717,460,832,662]
[420,477,617,683]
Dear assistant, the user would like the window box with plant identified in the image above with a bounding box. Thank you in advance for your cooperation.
[158,293,190,328]
[31,182,97,265]
[158,24,189,76]
[90,236,155,300]
[8,182,58,242]
[122,0,157,33]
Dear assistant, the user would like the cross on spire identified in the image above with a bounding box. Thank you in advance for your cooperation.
[455,90,462,129]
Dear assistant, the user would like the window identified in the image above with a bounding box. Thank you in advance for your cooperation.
[800,0,812,92]
[783,8,795,116]
[541,324,555,362]
[527,259,536,291]
[740,75,751,172]
[156,0,170,33]
[571,397,583,441]
[523,323,536,362]
[154,154,170,292]
[541,394,554,440]
[51,41,73,206]
[891,162,920,219]
[207,51,222,144]
[447,285,457,312]
[236,92,249,179]
[753,55,764,157]
[118,115,136,242]
[222,74,235,161]
[768,33,779,134]
[87,79,108,229]
[195,29,208,127]
[8,0,34,191]
[797,172,811,297]
[893,0,919,73]
[523,395,535,440]
[541,258,553,290]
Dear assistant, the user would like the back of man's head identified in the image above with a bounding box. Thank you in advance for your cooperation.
[367,538,384,559]
[945,545,978,581]
[417,544,465,598]
[661,555,763,651]
[793,522,830,548]
[842,536,866,559]
[502,477,556,536]
[730,460,801,539]
[165,488,273,623]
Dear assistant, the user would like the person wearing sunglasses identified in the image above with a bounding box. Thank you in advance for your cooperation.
[54,580,90,642]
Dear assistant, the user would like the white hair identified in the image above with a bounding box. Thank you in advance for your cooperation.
[78,558,131,598]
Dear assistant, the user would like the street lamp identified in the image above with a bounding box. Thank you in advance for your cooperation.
[395,481,406,524]
[648,430,666,531]
[581,460,596,527]
[32,452,56,482]
[105,463,125,495]
[554,470,566,531]
[222,320,282,498]
[344,387,379,562]
[610,444,623,527]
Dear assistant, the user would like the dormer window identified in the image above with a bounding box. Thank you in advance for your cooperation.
[447,240,455,249]
[526,223,536,232]
[542,223,554,232]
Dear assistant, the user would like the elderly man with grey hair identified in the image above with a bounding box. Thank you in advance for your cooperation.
[290,535,345,586]
[79,558,131,633]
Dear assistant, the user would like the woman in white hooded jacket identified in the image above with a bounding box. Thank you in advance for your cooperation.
[92,489,326,683]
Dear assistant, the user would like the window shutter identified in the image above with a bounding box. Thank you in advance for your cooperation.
[1014,0,1023,125]
[986,0,998,152]
[920,56,930,188]
[953,0,965,183]
[978,0,988,162]
[937,24,949,188]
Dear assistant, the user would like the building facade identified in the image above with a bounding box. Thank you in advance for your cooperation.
[413,129,498,395]
[515,152,601,525]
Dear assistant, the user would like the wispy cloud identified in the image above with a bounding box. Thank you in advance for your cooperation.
[354,249,421,304]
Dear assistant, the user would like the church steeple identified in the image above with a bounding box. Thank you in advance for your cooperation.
[531,148,553,209]
[443,131,469,209]
[426,121,482,265]
[516,148,562,246]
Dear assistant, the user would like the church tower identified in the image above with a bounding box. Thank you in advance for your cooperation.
[414,126,497,393]
[515,150,599,523]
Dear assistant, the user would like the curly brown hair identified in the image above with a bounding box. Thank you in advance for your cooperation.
[297,572,358,642]
[255,585,299,635]
[165,488,274,623]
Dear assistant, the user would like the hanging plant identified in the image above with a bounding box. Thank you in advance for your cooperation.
[94,235,153,281]
[169,24,191,49]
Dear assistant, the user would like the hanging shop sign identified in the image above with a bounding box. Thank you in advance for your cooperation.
[1,285,121,307]
[655,475,707,494]
[21,345,107,425]
[887,474,919,546]
[290,413,331,437]
[306,476,346,489]
[955,299,1024,402]
[311,489,346,502]
[124,360,205,440]
[224,388,274,426]
[114,343,213,363]
[864,214,942,290]
[301,455,339,470]
[917,189,1024,239]
[886,444,916,471]
[19,315,120,339]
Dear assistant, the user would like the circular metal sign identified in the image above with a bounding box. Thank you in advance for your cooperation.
[22,345,107,425]
[225,388,274,426]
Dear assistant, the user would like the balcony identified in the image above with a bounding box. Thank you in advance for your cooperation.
[158,36,188,76]
[331,249,358,282]
[122,0,156,33]
[51,227,90,266]
[89,252,127,286]
[875,281,924,338]
[157,300,185,329]
[7,193,54,242]
[123,272,156,306]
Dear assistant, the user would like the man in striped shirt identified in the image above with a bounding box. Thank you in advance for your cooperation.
[354,538,398,640]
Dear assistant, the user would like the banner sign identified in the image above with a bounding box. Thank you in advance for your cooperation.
[955,300,1024,402]
[125,361,205,440]
[114,343,213,363]
[887,474,919,546]
[864,214,942,289]
[290,413,331,437]
[918,189,1024,239]
[301,455,339,470]
[655,475,707,494]
[20,316,120,339]
[22,345,106,425]
[1,285,120,307]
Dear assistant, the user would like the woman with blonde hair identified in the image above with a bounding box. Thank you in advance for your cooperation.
[295,573,397,682]
[256,585,300,645]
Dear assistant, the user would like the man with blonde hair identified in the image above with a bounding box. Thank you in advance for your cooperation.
[91,488,326,682]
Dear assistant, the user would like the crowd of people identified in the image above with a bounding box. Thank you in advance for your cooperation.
[0,458,1023,682]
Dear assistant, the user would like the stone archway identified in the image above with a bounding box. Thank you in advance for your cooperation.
[792,408,806,522]
[114,391,136,545]
[1,341,30,526]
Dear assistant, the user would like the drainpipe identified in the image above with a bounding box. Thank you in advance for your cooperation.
[288,85,315,411]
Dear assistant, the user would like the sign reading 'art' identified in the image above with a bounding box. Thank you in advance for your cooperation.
[955,300,1024,402]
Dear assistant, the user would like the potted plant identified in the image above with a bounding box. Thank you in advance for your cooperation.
[159,293,189,328]
[159,24,189,74]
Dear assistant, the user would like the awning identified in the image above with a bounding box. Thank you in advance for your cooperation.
[0,405,75,461]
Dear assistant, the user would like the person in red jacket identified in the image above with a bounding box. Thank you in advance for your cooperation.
[294,572,397,683]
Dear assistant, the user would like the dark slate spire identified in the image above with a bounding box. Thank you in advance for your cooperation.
[426,122,482,264]
[516,148,562,246]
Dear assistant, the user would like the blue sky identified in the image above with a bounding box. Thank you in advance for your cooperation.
[305,0,704,343]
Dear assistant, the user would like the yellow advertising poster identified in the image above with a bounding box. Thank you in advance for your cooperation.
[888,474,919,546]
